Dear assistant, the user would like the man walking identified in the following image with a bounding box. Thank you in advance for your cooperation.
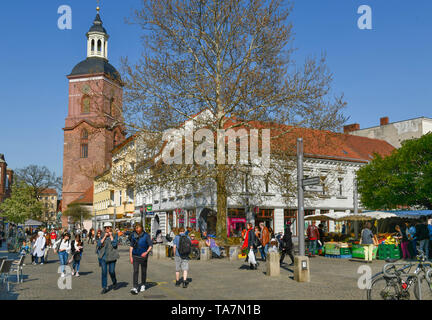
[306,221,320,257]
[259,222,270,262]
[129,223,153,295]
[97,222,119,294]
[173,227,191,288]
[416,219,430,258]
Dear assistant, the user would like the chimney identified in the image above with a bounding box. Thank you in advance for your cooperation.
[380,117,389,126]
[343,123,360,133]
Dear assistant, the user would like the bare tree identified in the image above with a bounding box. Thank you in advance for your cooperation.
[113,0,347,240]
[15,165,62,200]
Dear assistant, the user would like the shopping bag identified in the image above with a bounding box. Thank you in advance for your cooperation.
[248,249,256,265]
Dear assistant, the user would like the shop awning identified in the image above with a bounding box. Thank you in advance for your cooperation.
[384,210,432,219]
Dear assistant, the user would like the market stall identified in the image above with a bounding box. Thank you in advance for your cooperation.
[305,211,406,259]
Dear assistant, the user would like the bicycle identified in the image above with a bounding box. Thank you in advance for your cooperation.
[118,236,131,246]
[367,249,432,300]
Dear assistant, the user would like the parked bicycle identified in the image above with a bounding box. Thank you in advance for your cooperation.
[118,235,131,246]
[367,249,432,300]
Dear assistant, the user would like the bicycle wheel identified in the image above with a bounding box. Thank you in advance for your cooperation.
[367,276,399,300]
[414,276,432,300]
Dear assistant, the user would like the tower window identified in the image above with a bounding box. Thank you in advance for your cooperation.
[80,129,89,158]
[91,39,95,52]
[97,40,102,52]
[80,144,88,158]
[82,96,91,114]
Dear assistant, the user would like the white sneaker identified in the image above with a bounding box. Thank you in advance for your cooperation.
[140,285,146,292]
[32,262,36,265]
[75,272,80,277]
[40,263,44,265]
[130,287,138,295]
[71,271,75,276]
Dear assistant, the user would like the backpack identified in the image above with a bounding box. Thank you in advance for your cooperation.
[178,235,192,258]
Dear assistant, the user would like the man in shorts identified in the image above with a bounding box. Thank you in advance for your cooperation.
[173,227,191,288]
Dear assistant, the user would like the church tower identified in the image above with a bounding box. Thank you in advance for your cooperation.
[62,7,126,227]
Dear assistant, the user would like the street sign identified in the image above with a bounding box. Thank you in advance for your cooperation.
[146,205,152,212]
[304,185,324,192]
[302,176,320,187]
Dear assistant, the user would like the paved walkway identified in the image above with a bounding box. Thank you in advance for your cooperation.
[0,242,404,300]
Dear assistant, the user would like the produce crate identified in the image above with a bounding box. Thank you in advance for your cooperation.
[352,244,378,259]
[378,244,400,260]
[324,243,341,256]
[340,248,351,256]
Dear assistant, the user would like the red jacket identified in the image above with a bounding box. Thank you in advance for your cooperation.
[307,225,320,240]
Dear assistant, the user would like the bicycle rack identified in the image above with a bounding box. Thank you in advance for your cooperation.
[383,262,432,300]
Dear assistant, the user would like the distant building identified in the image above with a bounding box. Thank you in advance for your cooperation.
[0,154,13,203]
[40,189,59,229]
[344,116,432,148]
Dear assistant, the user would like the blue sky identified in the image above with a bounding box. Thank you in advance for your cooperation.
[1,0,432,177]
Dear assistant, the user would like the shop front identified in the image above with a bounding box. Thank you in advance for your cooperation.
[284,209,297,236]
[255,208,274,231]
[176,208,186,229]
[227,208,247,237]
[187,209,197,230]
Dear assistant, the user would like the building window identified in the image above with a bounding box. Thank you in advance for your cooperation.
[113,132,118,147]
[80,144,88,158]
[82,96,91,114]
[97,40,102,52]
[338,178,343,196]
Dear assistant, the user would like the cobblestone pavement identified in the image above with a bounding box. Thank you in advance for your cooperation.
[0,242,405,300]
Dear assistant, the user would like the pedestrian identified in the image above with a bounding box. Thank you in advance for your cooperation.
[173,227,192,288]
[306,221,320,257]
[95,229,102,242]
[268,238,278,253]
[280,224,294,266]
[43,231,51,263]
[54,232,71,277]
[415,219,430,258]
[166,229,176,258]
[259,222,270,262]
[33,231,46,265]
[407,222,417,257]
[71,234,84,277]
[205,234,222,258]
[360,222,377,263]
[97,222,119,294]
[318,223,326,254]
[88,228,95,245]
[241,223,258,270]
[155,230,163,244]
[129,223,153,295]
[50,229,58,247]
[29,234,37,264]
[395,225,410,260]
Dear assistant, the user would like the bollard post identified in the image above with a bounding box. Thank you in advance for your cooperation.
[294,256,310,282]
[266,252,280,276]
[200,246,211,261]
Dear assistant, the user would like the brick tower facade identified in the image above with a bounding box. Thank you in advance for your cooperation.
[62,8,125,227]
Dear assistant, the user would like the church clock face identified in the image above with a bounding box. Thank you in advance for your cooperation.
[82,84,90,94]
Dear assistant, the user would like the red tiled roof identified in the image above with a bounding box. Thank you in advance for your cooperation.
[70,186,94,205]
[41,188,58,195]
[223,120,395,163]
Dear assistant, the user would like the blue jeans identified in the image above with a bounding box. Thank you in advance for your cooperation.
[100,259,117,289]
[58,251,68,273]
[259,244,268,261]
[34,255,45,264]
[308,240,317,256]
[419,239,429,258]
[72,253,82,272]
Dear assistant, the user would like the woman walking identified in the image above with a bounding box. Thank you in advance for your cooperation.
[97,222,119,294]
[241,223,258,270]
[55,233,71,277]
[360,222,377,263]
[280,224,295,266]
[33,231,46,265]
[71,234,84,277]
[395,225,410,260]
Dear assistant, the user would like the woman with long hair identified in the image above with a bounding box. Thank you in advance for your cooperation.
[55,232,71,277]
[71,234,84,277]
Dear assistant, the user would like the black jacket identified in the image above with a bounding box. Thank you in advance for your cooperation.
[281,231,293,250]
[247,229,256,248]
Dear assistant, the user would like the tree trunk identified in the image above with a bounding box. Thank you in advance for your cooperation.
[216,165,227,241]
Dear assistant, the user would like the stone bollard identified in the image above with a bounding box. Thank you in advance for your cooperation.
[266,252,280,276]
[229,246,239,261]
[293,255,310,282]
[152,244,160,259]
[152,244,166,259]
[200,246,211,261]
